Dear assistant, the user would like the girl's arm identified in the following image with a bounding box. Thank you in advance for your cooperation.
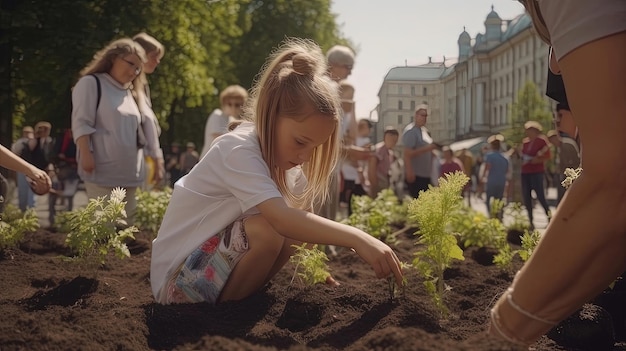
[0,144,51,194]
[257,197,403,285]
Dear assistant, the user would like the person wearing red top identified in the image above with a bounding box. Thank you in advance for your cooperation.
[439,146,464,179]
[520,121,551,229]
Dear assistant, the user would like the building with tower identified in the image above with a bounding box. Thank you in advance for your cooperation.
[375,6,552,147]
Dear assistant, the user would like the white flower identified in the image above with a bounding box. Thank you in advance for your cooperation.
[110,187,126,204]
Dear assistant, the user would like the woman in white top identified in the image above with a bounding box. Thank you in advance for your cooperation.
[151,38,403,305]
[200,85,248,158]
[71,38,147,223]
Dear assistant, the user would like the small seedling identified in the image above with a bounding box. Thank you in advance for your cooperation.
[0,204,39,252]
[387,261,410,302]
[289,243,331,286]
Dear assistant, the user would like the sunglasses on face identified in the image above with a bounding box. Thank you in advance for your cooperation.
[121,57,142,75]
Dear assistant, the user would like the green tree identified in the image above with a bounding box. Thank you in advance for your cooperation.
[232,0,350,88]
[503,81,553,147]
[137,0,245,149]
[0,0,349,151]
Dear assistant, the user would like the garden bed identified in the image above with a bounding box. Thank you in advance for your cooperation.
[0,228,621,350]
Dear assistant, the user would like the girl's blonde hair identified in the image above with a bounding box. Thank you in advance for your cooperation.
[243,38,341,210]
[79,38,147,101]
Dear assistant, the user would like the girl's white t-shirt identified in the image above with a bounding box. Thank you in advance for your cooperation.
[150,122,306,302]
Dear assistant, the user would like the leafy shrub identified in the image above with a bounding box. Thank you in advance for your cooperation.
[62,187,138,271]
[450,205,507,250]
[134,187,172,234]
[493,229,541,268]
[503,202,531,232]
[343,188,408,244]
[289,243,330,286]
[0,204,39,251]
[408,171,468,316]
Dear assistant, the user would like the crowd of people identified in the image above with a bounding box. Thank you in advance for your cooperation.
[2,0,623,345]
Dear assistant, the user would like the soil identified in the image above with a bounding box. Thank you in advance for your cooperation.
[0,228,624,351]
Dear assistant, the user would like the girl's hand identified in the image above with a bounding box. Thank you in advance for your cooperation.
[353,235,403,286]
[26,167,51,195]
[325,275,340,286]
[80,151,95,173]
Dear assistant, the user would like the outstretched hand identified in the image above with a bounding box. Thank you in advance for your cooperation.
[353,235,404,286]
[26,167,51,195]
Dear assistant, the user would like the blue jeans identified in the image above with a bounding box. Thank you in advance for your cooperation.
[17,173,35,211]
[521,172,551,226]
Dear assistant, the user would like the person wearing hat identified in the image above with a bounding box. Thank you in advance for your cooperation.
[29,121,55,171]
[520,120,552,230]
[482,134,510,218]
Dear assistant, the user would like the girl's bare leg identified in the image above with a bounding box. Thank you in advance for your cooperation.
[218,215,285,302]
[490,31,626,344]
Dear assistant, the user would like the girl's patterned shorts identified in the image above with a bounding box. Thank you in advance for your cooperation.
[165,217,249,304]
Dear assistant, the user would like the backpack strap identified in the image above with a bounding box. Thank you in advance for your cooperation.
[88,74,101,111]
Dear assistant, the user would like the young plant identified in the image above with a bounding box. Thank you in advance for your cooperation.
[503,202,531,233]
[408,171,468,316]
[387,261,411,302]
[489,198,506,219]
[62,187,138,272]
[493,229,541,269]
[0,204,39,252]
[343,188,407,244]
[134,187,172,235]
[289,243,331,286]
[450,205,507,250]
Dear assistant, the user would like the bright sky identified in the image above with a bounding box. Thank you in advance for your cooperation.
[330,0,527,119]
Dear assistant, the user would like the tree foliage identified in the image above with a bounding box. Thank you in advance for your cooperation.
[0,0,348,150]
[503,81,553,147]
[232,0,351,88]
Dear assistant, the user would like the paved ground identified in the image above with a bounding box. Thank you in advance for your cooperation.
[6,180,556,232]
